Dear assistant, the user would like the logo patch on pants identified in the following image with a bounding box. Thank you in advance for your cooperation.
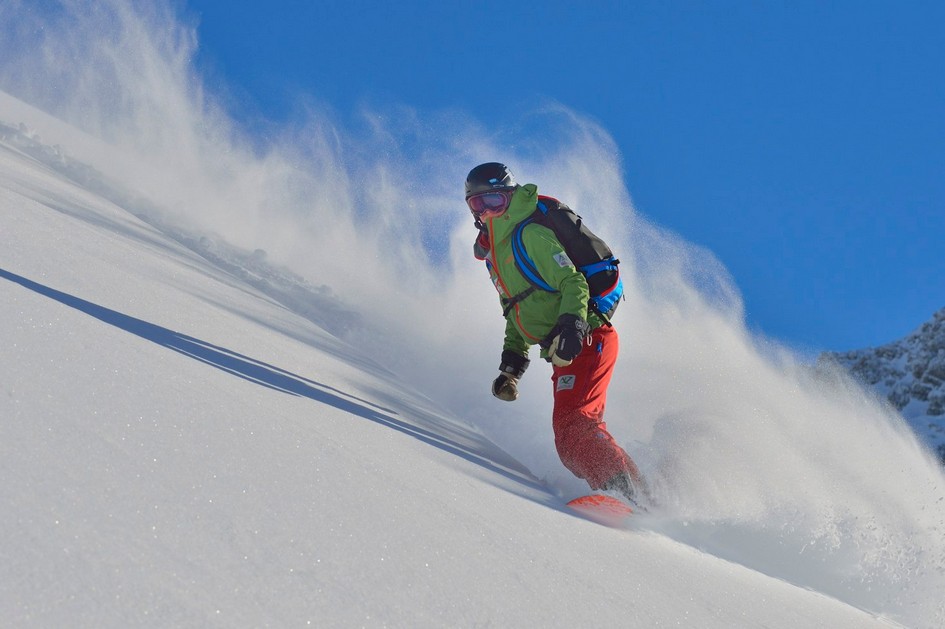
[556,375,576,391]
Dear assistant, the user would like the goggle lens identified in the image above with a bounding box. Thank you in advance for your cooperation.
[467,191,511,218]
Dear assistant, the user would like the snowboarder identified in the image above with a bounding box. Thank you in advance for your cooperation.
[466,162,646,504]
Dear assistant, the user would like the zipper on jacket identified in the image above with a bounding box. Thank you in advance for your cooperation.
[488,218,542,343]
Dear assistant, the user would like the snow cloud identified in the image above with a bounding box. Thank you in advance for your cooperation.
[2,2,943,625]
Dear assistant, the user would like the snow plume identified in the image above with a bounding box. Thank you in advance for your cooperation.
[0,0,631,430]
[2,1,944,625]
[617,290,945,621]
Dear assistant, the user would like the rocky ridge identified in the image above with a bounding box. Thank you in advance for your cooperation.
[821,307,945,463]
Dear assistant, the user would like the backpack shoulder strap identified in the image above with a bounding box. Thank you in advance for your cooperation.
[534,196,561,219]
[511,216,556,293]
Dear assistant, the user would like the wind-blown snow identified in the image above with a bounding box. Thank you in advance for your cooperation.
[0,98,898,629]
[2,2,945,627]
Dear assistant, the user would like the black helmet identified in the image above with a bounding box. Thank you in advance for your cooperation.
[465,162,517,199]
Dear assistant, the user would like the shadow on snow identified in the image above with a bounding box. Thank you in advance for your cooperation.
[1,267,545,498]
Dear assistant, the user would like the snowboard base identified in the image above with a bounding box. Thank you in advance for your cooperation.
[567,494,633,525]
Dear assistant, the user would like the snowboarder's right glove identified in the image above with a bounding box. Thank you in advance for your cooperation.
[492,374,519,401]
[493,350,529,402]
[547,314,590,367]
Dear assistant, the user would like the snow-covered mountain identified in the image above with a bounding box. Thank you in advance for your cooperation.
[821,308,945,463]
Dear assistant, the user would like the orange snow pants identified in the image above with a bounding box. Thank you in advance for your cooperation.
[550,324,641,490]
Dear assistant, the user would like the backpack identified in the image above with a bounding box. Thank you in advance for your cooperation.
[507,195,623,322]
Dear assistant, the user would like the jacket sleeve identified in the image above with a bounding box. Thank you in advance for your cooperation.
[502,317,530,355]
[522,224,590,322]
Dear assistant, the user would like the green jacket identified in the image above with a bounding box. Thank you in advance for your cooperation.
[480,183,604,359]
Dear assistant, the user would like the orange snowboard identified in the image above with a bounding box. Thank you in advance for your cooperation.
[567,494,633,525]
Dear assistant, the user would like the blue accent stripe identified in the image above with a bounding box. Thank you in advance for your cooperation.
[591,277,624,315]
[512,220,556,293]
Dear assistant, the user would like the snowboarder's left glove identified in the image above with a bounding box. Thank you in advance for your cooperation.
[547,314,590,367]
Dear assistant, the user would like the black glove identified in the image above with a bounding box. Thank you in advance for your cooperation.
[493,350,529,402]
[547,314,590,367]
[498,349,529,378]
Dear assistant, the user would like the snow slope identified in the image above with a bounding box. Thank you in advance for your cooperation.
[3,3,945,626]
[0,115,902,629]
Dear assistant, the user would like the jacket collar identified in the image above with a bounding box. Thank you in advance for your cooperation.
[484,183,538,241]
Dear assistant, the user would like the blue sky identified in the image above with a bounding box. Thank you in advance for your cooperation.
[186,0,944,352]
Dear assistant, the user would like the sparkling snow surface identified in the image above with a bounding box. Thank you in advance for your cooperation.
[4,89,945,629]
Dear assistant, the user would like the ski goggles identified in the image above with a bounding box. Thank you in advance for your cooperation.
[467,190,513,219]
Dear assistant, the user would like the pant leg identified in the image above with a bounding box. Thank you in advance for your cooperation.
[550,325,640,490]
